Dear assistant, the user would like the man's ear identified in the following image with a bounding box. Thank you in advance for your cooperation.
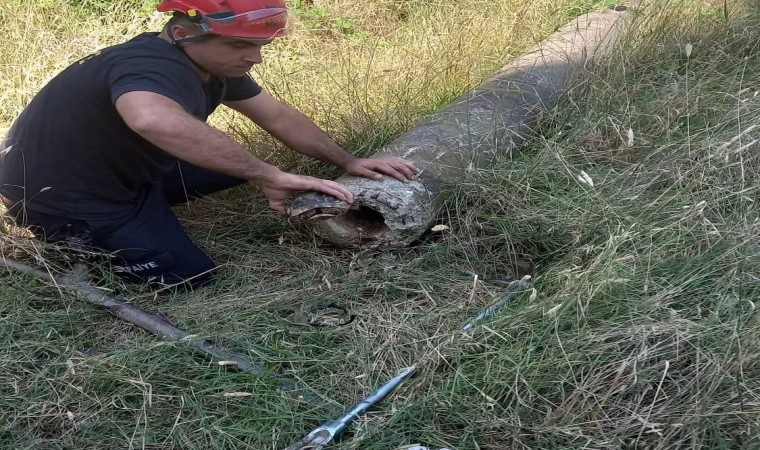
[170,24,197,41]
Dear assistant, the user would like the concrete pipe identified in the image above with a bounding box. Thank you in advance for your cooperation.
[287,6,632,247]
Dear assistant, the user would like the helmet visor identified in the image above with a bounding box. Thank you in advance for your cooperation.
[205,8,292,39]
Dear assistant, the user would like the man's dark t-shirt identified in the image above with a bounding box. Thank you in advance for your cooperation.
[0,33,261,219]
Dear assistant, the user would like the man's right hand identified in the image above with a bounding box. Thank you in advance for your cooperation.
[259,171,354,214]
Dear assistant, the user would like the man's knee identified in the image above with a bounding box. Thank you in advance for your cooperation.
[110,248,217,288]
[162,162,246,205]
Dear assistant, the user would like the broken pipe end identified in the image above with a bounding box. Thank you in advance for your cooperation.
[288,177,435,248]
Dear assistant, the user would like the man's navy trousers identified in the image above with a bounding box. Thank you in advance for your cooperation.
[6,162,246,287]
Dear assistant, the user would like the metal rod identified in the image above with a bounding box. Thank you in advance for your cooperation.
[285,365,418,450]
[286,280,533,450]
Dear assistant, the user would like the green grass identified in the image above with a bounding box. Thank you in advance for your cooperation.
[3,0,760,449]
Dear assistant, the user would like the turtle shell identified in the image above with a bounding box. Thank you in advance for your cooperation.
[287,192,351,221]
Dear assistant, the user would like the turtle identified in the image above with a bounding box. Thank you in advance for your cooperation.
[287,192,351,221]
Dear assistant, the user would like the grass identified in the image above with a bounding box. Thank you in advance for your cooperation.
[2,0,760,449]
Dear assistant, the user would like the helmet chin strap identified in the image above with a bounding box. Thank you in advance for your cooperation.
[167,20,216,44]
[166,24,216,76]
[170,32,216,45]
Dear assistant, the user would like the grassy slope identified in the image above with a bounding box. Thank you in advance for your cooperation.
[2,0,760,449]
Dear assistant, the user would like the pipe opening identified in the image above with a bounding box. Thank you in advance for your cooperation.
[329,205,389,239]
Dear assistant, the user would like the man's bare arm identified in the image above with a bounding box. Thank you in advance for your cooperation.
[116,91,280,182]
[225,92,419,181]
[115,91,353,211]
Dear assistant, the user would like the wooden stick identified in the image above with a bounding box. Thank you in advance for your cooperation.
[2,257,341,416]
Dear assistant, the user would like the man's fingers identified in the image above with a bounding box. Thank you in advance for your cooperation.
[269,199,287,214]
[374,162,408,182]
[332,183,355,203]
[356,166,383,180]
[392,159,420,177]
[376,159,419,182]
[312,179,354,204]
[345,158,420,182]
[389,167,409,182]
[390,162,417,180]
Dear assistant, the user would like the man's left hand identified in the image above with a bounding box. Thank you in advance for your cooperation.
[344,157,420,182]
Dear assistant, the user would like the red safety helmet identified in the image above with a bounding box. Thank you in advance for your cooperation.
[157,0,291,40]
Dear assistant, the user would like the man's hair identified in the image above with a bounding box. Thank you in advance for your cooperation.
[164,13,218,42]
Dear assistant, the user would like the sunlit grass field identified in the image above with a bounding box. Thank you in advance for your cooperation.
[1,0,759,448]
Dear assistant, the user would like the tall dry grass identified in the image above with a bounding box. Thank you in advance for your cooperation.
[3,1,759,449]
